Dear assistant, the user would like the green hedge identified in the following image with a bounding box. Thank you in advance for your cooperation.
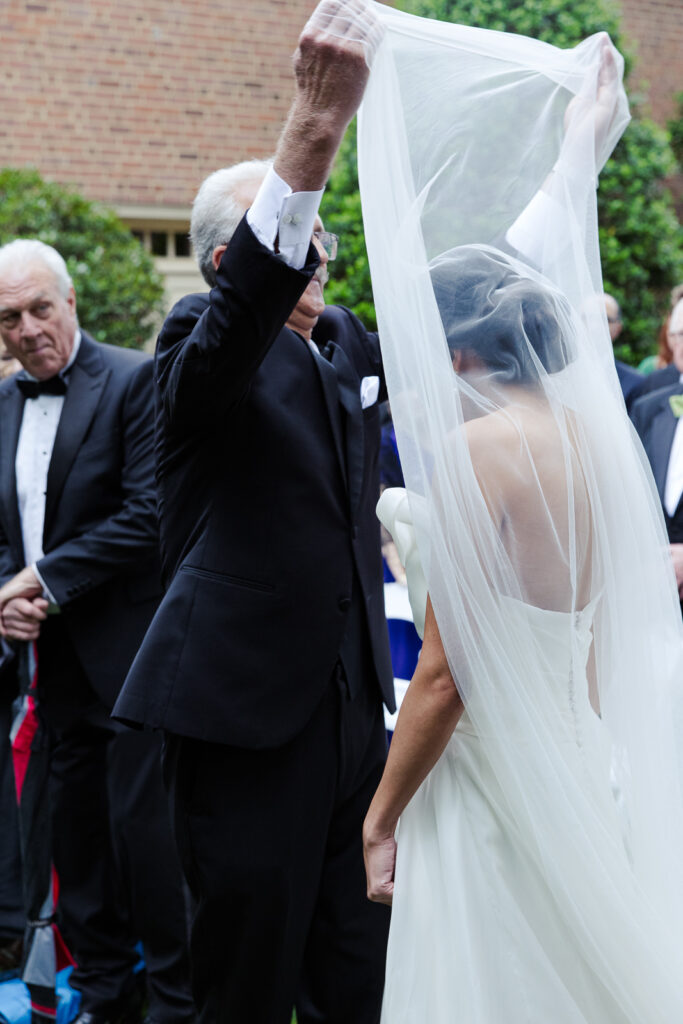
[0,168,165,350]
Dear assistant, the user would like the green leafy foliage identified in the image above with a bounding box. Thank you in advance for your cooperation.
[403,0,623,56]
[0,168,165,349]
[668,93,683,168]
[599,118,682,363]
[322,0,683,362]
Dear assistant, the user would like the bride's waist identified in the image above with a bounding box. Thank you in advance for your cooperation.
[454,706,597,742]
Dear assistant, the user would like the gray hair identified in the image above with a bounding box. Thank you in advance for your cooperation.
[191,159,273,286]
[0,239,73,297]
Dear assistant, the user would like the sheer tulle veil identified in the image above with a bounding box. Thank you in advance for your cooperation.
[357,3,683,1017]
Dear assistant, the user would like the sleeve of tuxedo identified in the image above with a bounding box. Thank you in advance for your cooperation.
[157,215,319,430]
[629,394,648,440]
[0,516,20,589]
[33,359,159,604]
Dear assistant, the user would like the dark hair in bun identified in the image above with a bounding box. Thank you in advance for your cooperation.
[430,246,573,384]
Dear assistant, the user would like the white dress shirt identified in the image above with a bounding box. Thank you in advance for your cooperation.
[246,167,324,270]
[664,375,683,518]
[15,330,81,603]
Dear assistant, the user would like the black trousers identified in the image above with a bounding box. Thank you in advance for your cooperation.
[163,669,390,1024]
[0,680,24,942]
[37,617,194,1022]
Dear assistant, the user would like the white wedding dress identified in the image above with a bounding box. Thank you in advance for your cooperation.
[357,9,683,1019]
[382,607,628,1023]
[376,490,667,1024]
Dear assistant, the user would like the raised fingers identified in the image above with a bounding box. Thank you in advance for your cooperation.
[303,0,384,67]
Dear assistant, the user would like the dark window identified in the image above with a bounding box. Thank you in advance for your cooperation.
[175,232,191,257]
[151,232,168,257]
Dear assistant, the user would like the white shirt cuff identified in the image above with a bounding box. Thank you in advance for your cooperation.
[32,563,58,607]
[246,166,324,271]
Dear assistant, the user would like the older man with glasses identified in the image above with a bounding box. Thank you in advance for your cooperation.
[114,3,395,1020]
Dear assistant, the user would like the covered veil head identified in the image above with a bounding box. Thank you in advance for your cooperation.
[358,4,683,1018]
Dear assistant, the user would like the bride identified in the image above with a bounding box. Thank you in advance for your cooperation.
[357,5,683,1021]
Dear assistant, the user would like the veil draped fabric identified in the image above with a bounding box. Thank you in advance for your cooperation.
[357,4,683,1018]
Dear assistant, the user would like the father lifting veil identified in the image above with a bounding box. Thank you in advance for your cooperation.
[357,5,683,1023]
[115,2,394,1022]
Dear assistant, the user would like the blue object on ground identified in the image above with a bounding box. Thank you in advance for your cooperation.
[0,967,80,1024]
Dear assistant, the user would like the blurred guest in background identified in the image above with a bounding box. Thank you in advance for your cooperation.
[631,295,683,608]
[636,282,683,389]
[0,240,193,1024]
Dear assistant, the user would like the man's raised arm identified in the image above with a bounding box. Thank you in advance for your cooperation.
[274,0,382,192]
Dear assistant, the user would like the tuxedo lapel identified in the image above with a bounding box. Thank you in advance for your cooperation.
[650,389,681,503]
[44,335,109,535]
[0,383,27,560]
[309,341,348,489]
[326,342,364,519]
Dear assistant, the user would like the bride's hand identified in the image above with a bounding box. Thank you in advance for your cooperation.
[563,34,619,164]
[363,819,396,906]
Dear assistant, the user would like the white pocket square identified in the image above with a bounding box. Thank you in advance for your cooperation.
[360,375,380,410]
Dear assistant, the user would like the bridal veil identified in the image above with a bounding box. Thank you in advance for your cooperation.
[355,3,683,1017]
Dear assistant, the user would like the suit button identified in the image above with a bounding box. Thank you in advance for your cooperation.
[338,596,351,611]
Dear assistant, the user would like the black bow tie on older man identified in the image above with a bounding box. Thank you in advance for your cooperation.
[16,374,68,399]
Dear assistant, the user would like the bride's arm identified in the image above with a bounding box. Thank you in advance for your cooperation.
[363,596,463,905]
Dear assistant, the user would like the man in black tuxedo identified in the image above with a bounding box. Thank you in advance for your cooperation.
[115,2,394,1021]
[0,240,194,1024]
[631,297,683,604]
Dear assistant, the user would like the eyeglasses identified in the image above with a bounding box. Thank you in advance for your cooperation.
[313,231,338,261]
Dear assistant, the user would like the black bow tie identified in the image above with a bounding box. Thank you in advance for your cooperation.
[16,375,68,399]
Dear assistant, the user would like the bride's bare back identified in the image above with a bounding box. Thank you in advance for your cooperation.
[464,390,593,612]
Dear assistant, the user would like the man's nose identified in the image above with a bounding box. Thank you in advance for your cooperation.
[312,236,329,264]
[18,312,41,338]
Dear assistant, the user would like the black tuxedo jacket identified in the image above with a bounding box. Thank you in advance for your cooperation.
[115,217,394,748]
[630,382,683,542]
[0,333,162,707]
[634,361,678,400]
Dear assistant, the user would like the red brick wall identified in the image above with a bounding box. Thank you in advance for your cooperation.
[1,1,679,210]
[0,0,318,207]
[619,0,682,125]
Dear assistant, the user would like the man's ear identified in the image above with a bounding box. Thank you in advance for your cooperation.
[212,244,228,272]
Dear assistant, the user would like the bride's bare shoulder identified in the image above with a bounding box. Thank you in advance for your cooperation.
[460,409,524,466]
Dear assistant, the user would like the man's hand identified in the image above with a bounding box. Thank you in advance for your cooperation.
[670,544,683,597]
[0,597,48,641]
[275,0,383,192]
[0,566,43,608]
[0,567,47,640]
